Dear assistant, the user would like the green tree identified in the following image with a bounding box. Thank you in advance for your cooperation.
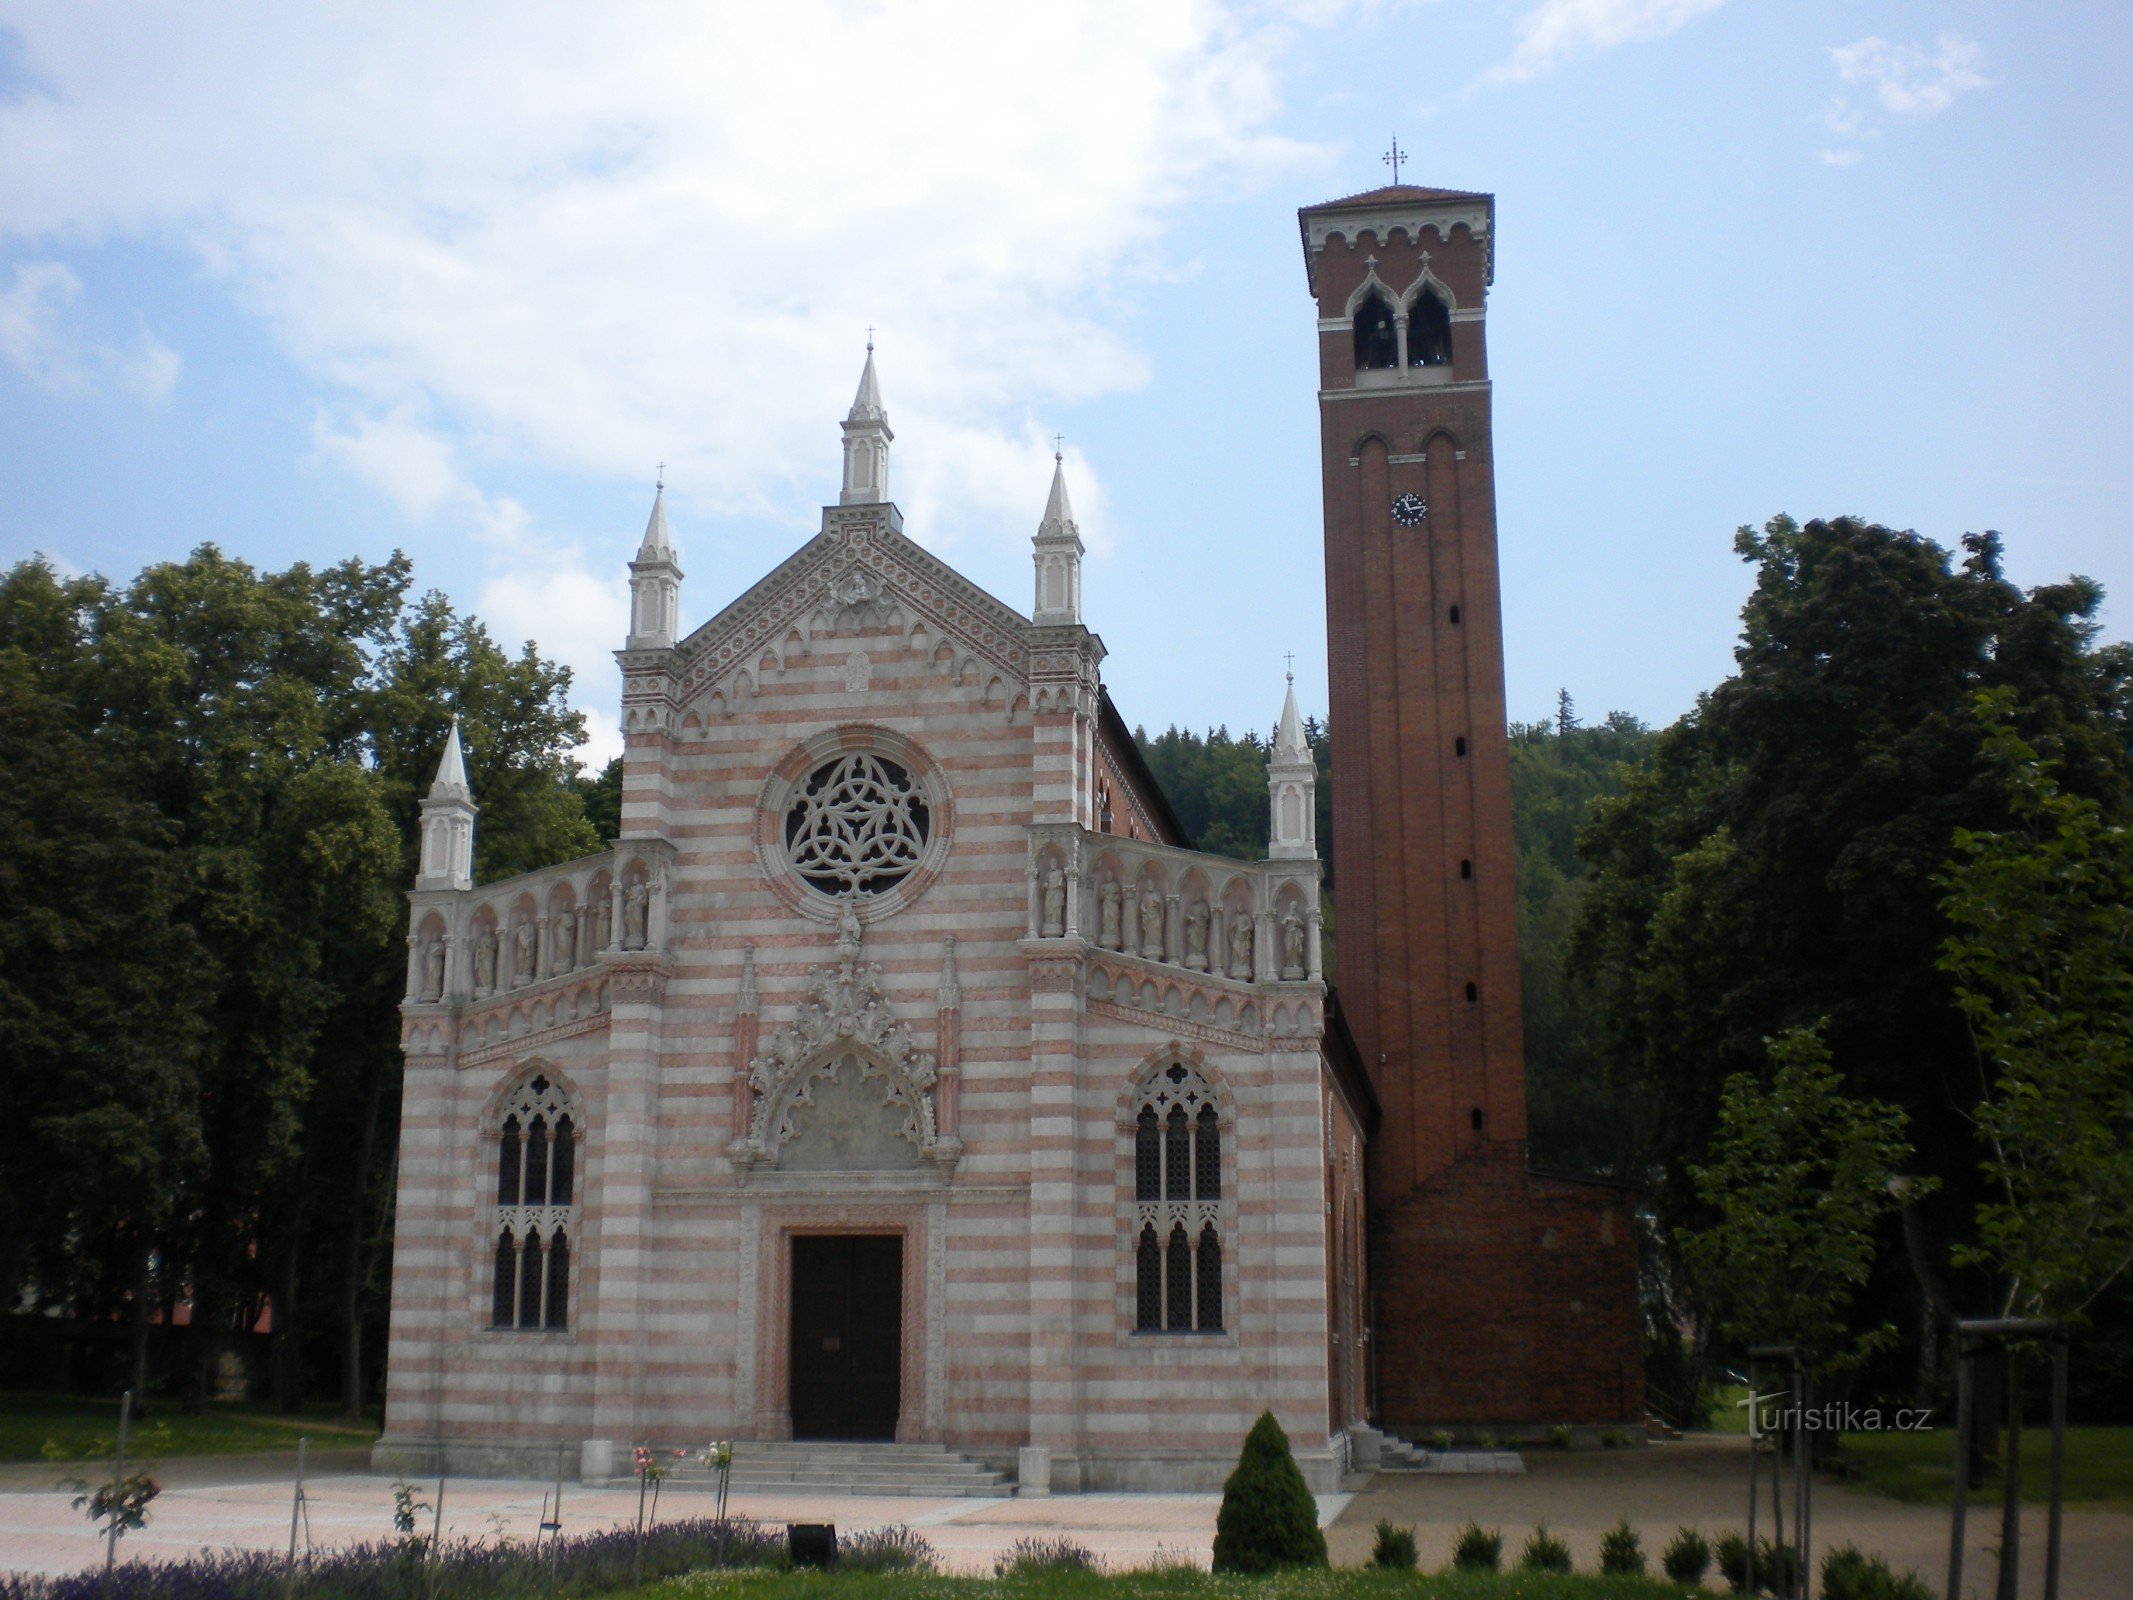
[1573,516,2130,1386]
[1940,693,2133,1320]
[1679,1026,1921,1367]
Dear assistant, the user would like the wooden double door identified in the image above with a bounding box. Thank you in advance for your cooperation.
[788,1234,902,1440]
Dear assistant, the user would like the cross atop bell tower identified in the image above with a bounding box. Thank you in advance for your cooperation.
[1299,180,1524,1203]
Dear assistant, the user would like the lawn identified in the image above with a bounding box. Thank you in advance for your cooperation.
[630,1573,1684,1600]
[1839,1425,2133,1512]
[0,1390,378,1463]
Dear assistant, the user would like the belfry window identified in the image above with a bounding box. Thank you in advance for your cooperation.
[1132,1062,1224,1333]
[490,1074,580,1332]
[1408,289,1453,367]
[1352,291,1398,371]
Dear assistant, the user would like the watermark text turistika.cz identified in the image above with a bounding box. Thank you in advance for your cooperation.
[1739,1390,1934,1434]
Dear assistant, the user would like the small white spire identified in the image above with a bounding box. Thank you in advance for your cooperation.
[429,715,471,800]
[840,339,893,505]
[417,716,478,890]
[1274,673,1308,761]
[1031,444,1084,626]
[636,478,676,563]
[1268,668,1316,861]
[627,473,684,650]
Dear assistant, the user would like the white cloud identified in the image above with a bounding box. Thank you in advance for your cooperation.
[1485,0,1727,85]
[0,3,1325,541]
[477,562,633,766]
[1821,34,1988,165]
[0,258,180,401]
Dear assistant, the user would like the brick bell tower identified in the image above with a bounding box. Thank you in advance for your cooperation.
[1301,182,1643,1430]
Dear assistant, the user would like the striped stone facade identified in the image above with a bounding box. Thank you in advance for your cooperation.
[376,488,1373,1492]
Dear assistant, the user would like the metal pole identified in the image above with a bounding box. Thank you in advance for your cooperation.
[1747,1357,1760,1598]
[1770,1408,1788,1590]
[427,1473,446,1600]
[102,1389,132,1599]
[1996,1349,2022,1600]
[1800,1362,1813,1600]
[2044,1337,2066,1600]
[1949,1343,1973,1600]
[283,1436,308,1600]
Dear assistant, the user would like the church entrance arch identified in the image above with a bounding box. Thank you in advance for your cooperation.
[788,1233,903,1440]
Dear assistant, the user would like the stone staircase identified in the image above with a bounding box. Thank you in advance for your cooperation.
[652,1441,1012,1498]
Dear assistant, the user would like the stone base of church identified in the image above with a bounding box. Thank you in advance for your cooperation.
[1371,1144,1645,1428]
[369,1433,1355,1495]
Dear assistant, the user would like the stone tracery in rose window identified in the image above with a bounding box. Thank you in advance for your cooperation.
[782,752,932,896]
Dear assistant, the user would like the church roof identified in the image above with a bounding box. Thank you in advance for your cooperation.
[1299,182,1491,213]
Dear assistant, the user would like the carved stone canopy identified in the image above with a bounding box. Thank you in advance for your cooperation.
[734,900,957,1172]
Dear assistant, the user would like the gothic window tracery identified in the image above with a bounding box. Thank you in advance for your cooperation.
[1132,1062,1224,1333]
[783,752,931,895]
[490,1073,578,1332]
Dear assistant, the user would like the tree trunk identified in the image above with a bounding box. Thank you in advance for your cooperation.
[340,1052,390,1423]
[129,1240,154,1400]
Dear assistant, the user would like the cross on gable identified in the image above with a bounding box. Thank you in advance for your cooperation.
[1382,135,1405,185]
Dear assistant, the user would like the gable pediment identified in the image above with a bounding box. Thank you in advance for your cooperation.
[675,503,1030,710]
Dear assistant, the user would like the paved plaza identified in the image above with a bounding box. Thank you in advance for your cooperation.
[4,1436,2130,1597]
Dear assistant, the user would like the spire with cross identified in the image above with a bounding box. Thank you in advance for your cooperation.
[1382,135,1405,186]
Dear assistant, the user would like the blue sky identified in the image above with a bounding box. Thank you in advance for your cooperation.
[3,2,2127,766]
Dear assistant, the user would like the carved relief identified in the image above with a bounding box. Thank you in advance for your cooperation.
[736,902,953,1172]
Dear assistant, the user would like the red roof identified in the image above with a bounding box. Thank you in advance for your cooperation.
[1300,183,1490,213]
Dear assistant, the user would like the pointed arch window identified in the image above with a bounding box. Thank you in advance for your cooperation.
[1352,291,1398,371]
[1131,1061,1225,1333]
[1408,288,1453,367]
[490,1074,580,1332]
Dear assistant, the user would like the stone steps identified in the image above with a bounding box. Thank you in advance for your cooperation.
[645,1442,1011,1499]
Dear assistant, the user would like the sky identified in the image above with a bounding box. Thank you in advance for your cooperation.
[2,1,2128,767]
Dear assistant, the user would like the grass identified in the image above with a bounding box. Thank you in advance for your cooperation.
[1703,1385,1751,1435]
[631,1571,1685,1600]
[0,1390,378,1463]
[1839,1426,2133,1512]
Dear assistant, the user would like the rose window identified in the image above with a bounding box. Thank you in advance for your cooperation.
[783,752,932,895]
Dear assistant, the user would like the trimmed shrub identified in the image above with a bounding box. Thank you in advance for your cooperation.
[1602,1428,1632,1449]
[1599,1519,1644,1576]
[839,1525,938,1574]
[1662,1527,1712,1586]
[1548,1424,1573,1449]
[1452,1521,1504,1572]
[1369,1521,1418,1571]
[1757,1539,1800,1597]
[1715,1531,1751,1593]
[1209,1412,1328,1574]
[1520,1524,1573,1573]
[1427,1430,1455,1451]
[994,1537,1097,1577]
[1474,1430,1498,1450]
[1822,1543,1935,1600]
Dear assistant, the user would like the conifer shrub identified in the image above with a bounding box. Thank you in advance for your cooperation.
[1451,1521,1503,1571]
[1209,1411,1328,1574]
[1714,1532,1750,1593]
[1821,1544,1935,1600]
[1662,1527,1711,1586]
[1369,1521,1418,1570]
[1599,1519,1644,1576]
[1520,1524,1573,1573]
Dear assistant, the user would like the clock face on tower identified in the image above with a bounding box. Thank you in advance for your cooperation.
[1390,492,1428,527]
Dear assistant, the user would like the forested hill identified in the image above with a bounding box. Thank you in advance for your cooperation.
[1133,700,1655,1179]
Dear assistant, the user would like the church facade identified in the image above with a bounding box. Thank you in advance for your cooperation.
[375,180,1643,1494]
[377,348,1375,1492]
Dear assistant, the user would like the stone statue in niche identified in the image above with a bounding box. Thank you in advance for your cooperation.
[1227,913,1254,980]
[552,911,576,971]
[1098,881,1121,950]
[623,881,649,950]
[512,921,537,985]
[473,928,499,993]
[1139,885,1164,959]
[1040,866,1066,938]
[1184,900,1209,971]
[1280,912,1306,980]
[421,938,446,1001]
[593,895,613,953]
